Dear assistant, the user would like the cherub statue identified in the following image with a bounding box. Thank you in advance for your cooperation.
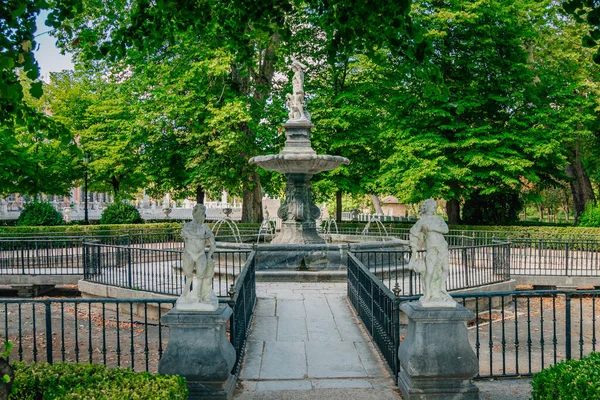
[287,60,311,121]
[177,204,218,311]
[408,199,456,308]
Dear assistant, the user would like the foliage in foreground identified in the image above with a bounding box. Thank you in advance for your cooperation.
[99,202,144,225]
[9,362,187,400]
[531,352,600,399]
[16,202,63,226]
[578,202,600,227]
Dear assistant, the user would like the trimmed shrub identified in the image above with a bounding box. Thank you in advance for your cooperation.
[531,352,600,399]
[578,202,600,227]
[9,362,187,399]
[99,202,144,224]
[16,202,63,226]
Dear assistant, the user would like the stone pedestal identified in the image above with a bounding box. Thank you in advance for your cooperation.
[398,302,479,400]
[159,306,236,400]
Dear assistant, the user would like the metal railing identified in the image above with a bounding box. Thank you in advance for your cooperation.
[352,239,511,296]
[348,253,600,379]
[0,238,85,275]
[83,242,250,297]
[347,253,401,376]
[510,238,600,276]
[229,251,257,374]
[0,251,257,375]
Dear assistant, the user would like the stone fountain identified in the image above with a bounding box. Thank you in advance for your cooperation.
[250,60,349,244]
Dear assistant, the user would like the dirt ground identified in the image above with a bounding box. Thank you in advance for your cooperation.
[1,288,599,377]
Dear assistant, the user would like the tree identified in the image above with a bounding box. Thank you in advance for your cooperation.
[1,0,44,125]
[563,0,600,63]
[45,70,146,198]
[529,3,600,223]
[378,0,566,224]
[0,73,80,197]
[41,0,421,222]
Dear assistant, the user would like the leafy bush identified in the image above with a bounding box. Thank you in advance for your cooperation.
[9,362,187,399]
[99,202,144,224]
[16,202,64,226]
[578,202,600,227]
[531,352,600,399]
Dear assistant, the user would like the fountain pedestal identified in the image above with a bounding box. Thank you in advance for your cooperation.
[250,120,349,245]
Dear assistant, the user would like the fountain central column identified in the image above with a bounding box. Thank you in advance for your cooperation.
[274,172,322,244]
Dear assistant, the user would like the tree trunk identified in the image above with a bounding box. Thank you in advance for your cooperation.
[110,176,120,198]
[538,204,544,222]
[446,198,461,225]
[370,194,384,215]
[196,185,205,204]
[566,150,596,224]
[336,190,343,223]
[241,173,263,223]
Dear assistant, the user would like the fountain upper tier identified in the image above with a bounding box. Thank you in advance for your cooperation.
[249,120,349,174]
[250,153,349,175]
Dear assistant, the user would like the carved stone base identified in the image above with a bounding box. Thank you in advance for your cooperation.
[398,302,479,400]
[158,306,236,400]
[271,221,325,244]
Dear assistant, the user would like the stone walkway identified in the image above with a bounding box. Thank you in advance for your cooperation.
[234,282,534,399]
[234,282,401,399]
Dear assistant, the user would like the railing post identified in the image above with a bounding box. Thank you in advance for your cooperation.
[565,241,569,276]
[229,285,237,351]
[21,246,25,274]
[565,294,572,360]
[45,302,53,364]
[127,247,133,289]
[462,248,469,287]
[83,241,88,279]
[393,295,401,377]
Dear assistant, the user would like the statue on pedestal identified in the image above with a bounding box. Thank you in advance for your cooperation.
[177,204,218,311]
[408,199,456,308]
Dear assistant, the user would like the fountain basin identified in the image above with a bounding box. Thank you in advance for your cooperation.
[217,235,408,274]
[249,153,349,175]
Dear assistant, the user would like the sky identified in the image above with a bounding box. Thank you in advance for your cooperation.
[34,11,74,81]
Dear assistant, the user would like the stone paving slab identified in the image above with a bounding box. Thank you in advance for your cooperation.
[259,341,307,379]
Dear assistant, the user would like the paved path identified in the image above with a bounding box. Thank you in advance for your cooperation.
[234,282,401,399]
[234,282,534,399]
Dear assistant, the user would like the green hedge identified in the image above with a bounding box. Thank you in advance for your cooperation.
[9,362,187,399]
[0,221,264,237]
[531,352,600,399]
[335,222,600,238]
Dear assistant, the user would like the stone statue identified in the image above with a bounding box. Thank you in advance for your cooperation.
[408,199,456,308]
[177,204,218,311]
[287,60,310,122]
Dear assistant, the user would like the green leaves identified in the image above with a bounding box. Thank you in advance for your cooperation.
[2,340,13,358]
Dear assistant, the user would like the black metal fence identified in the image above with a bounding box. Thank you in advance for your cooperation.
[229,252,257,374]
[352,239,511,296]
[0,238,85,275]
[82,242,250,297]
[510,238,600,276]
[348,253,600,379]
[0,252,257,375]
[347,253,401,376]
